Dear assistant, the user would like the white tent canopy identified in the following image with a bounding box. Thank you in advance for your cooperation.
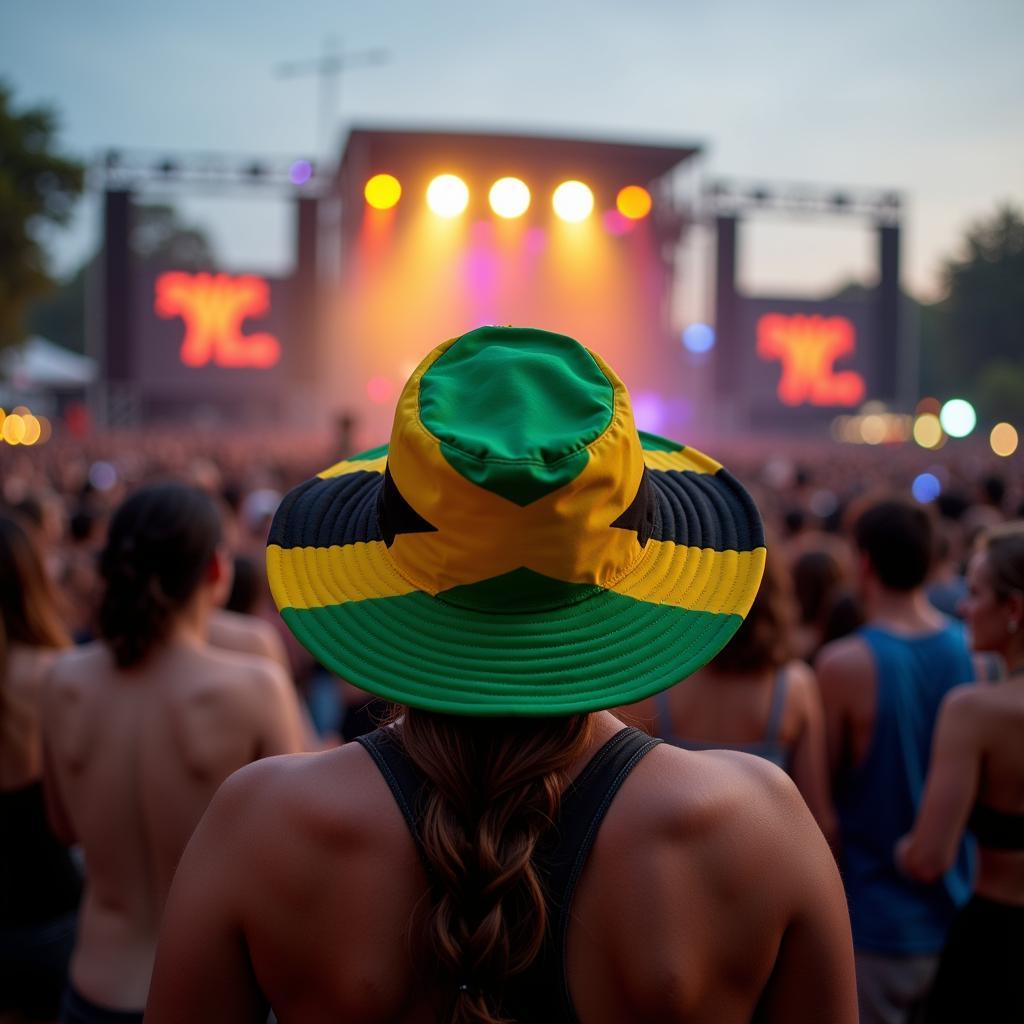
[1,336,96,388]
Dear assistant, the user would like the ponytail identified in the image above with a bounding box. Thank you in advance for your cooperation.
[399,708,593,1024]
[98,483,221,668]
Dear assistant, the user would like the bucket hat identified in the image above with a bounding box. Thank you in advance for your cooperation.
[267,326,765,716]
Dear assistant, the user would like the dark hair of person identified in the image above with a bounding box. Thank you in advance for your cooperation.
[225,555,260,615]
[0,513,71,656]
[980,521,1024,603]
[710,552,795,675]
[982,475,1006,509]
[821,591,866,647]
[854,499,933,592]
[98,483,222,669]
[792,549,843,627]
[398,709,594,1024]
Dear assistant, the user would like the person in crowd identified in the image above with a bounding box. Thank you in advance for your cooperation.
[146,327,856,1023]
[897,521,1024,1022]
[817,498,976,1024]
[0,514,80,1024]
[792,547,845,662]
[626,551,835,841]
[42,482,307,1024]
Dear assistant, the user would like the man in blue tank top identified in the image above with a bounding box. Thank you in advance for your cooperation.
[817,499,975,1024]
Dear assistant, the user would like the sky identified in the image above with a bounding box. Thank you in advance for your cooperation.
[2,0,1022,304]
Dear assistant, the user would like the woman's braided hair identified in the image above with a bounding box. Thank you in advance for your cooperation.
[98,482,221,668]
[399,708,593,1024]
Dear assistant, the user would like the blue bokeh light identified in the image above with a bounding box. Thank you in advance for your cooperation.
[682,323,715,354]
[289,159,313,186]
[911,472,941,504]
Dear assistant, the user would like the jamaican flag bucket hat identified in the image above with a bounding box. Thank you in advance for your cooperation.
[267,326,766,716]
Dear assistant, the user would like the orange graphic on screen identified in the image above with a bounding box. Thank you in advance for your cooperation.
[756,313,865,407]
[155,272,281,369]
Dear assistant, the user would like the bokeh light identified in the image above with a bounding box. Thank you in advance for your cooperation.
[364,173,402,210]
[990,422,1019,457]
[288,159,313,186]
[37,416,52,445]
[552,181,594,223]
[860,414,887,445]
[913,413,944,449]
[88,461,118,491]
[939,398,976,438]
[426,174,469,218]
[2,413,26,445]
[912,473,942,503]
[366,376,395,404]
[488,177,530,219]
[21,414,41,446]
[682,323,715,354]
[915,396,941,416]
[616,185,652,220]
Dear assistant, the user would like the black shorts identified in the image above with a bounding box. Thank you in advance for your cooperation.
[925,894,1024,1023]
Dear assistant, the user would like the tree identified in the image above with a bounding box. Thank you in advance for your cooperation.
[28,203,217,354]
[933,203,1024,416]
[0,82,83,349]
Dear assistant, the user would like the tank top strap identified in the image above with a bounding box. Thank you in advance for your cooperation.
[358,724,662,1024]
[763,667,789,745]
[355,727,433,878]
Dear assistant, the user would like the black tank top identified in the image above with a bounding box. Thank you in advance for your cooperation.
[357,725,661,1024]
[0,780,82,926]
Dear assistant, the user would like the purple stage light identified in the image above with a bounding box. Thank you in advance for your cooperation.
[289,160,313,186]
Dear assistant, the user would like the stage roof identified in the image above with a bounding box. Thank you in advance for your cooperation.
[335,127,702,195]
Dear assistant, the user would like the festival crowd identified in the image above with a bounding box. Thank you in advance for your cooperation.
[2,360,1023,1023]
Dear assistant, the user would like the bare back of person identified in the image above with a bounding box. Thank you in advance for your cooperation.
[943,678,1024,904]
[44,637,305,1009]
[148,712,855,1024]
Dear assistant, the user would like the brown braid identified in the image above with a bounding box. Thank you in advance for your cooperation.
[399,708,594,1024]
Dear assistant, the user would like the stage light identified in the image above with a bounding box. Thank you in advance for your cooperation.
[427,175,469,218]
[912,473,941,504]
[991,422,1019,457]
[88,461,118,491]
[616,185,652,220]
[365,173,402,210]
[552,181,594,223]
[939,399,976,439]
[913,414,943,449]
[682,323,715,354]
[488,177,530,219]
[2,413,25,445]
[289,159,314,186]
[915,396,941,416]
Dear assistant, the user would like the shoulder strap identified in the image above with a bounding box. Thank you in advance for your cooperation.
[355,728,433,878]
[763,667,789,744]
[525,727,663,1022]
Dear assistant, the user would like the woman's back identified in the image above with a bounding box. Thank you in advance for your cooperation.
[45,638,304,1007]
[148,713,854,1024]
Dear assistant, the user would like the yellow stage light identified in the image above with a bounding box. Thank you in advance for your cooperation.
[489,177,530,219]
[912,413,943,449]
[991,422,1019,457]
[616,185,652,220]
[427,174,469,218]
[2,413,26,445]
[552,181,594,223]
[364,173,402,210]
[860,414,887,445]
